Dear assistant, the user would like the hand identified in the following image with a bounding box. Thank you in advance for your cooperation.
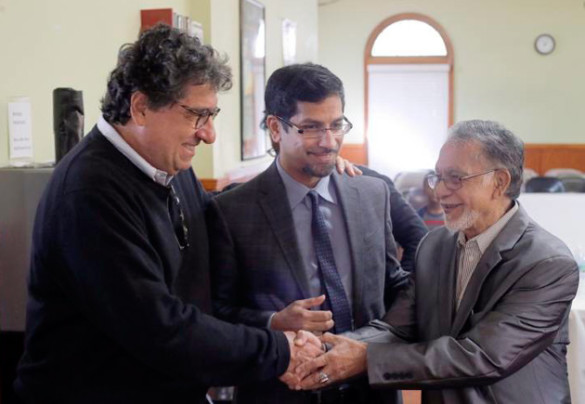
[295,332,368,390]
[271,295,334,332]
[335,156,363,177]
[279,331,325,389]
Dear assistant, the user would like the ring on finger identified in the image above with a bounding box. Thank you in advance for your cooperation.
[318,371,330,384]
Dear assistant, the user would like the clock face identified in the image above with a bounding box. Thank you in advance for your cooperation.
[535,34,555,55]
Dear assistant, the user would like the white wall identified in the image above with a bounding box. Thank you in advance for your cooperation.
[0,0,319,179]
[208,0,318,178]
[0,0,191,167]
[318,0,585,145]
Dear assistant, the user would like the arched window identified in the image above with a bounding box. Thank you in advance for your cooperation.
[372,19,447,57]
[364,13,453,178]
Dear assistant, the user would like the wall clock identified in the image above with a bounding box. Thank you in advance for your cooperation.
[535,34,555,55]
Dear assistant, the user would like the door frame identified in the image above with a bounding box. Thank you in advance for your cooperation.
[363,13,454,166]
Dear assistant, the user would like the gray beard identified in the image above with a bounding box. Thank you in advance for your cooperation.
[445,208,481,234]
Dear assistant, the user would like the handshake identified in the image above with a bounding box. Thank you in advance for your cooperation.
[275,295,368,391]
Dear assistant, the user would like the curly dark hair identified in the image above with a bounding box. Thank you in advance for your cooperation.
[101,24,232,125]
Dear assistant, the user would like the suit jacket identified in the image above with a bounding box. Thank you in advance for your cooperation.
[208,161,409,403]
[358,166,428,272]
[359,205,579,403]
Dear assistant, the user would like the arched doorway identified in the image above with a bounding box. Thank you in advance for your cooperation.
[364,13,454,178]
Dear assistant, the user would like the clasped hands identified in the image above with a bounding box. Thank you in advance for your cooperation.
[275,295,368,391]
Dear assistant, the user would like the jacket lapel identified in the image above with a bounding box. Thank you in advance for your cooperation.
[451,249,502,335]
[450,205,530,335]
[332,173,365,324]
[257,162,311,298]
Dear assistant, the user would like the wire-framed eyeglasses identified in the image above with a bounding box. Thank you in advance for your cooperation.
[180,104,221,129]
[274,116,353,139]
[167,184,189,250]
[427,169,498,191]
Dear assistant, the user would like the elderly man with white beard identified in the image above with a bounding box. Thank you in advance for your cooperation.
[294,120,579,404]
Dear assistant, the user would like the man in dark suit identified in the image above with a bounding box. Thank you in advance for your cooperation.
[296,120,579,403]
[208,63,409,403]
[14,25,320,404]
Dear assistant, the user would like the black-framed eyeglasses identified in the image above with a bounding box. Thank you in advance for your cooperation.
[167,184,189,250]
[427,168,498,191]
[274,115,353,139]
[180,104,221,129]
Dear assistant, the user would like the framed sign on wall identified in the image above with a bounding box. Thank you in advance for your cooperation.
[240,0,267,160]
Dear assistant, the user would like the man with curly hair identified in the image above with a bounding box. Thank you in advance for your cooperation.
[14,24,320,404]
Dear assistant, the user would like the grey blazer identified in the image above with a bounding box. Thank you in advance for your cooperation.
[359,205,579,403]
[207,161,408,404]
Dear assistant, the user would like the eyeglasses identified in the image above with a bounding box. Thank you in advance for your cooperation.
[180,104,221,129]
[427,169,498,191]
[167,184,189,250]
[274,116,353,139]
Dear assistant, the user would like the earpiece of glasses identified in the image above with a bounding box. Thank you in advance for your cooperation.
[426,169,498,191]
[274,116,353,139]
[180,104,221,129]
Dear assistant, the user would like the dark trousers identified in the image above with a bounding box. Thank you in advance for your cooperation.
[310,381,383,404]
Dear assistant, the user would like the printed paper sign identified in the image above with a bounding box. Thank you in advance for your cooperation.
[8,98,33,159]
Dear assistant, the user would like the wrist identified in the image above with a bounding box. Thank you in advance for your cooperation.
[267,312,277,329]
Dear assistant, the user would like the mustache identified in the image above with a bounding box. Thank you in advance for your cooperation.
[307,147,339,154]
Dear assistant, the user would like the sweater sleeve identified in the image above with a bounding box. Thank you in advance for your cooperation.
[54,187,290,386]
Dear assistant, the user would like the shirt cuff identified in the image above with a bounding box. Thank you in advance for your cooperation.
[267,312,277,329]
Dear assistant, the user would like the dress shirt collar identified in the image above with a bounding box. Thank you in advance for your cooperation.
[98,115,173,186]
[275,157,336,209]
[457,201,519,253]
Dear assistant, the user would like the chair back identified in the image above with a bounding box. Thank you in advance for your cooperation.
[560,177,585,193]
[521,168,539,192]
[524,176,566,193]
[544,168,583,178]
[394,170,432,193]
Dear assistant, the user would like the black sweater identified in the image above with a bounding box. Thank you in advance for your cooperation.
[15,126,289,404]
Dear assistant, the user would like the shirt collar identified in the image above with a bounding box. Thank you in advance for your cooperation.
[98,115,173,186]
[275,157,336,209]
[457,201,519,253]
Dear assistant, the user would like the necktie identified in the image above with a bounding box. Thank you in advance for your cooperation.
[308,191,353,333]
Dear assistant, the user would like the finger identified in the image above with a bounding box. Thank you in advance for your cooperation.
[296,353,328,377]
[295,332,326,356]
[335,156,346,174]
[299,368,329,390]
[297,294,326,309]
[346,163,356,177]
[320,332,342,345]
[279,372,301,390]
[294,330,316,347]
[301,309,332,322]
[296,344,323,360]
[297,330,322,346]
[354,165,363,175]
[293,331,310,347]
[305,319,335,332]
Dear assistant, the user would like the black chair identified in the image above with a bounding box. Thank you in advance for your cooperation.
[560,177,585,192]
[524,176,565,193]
